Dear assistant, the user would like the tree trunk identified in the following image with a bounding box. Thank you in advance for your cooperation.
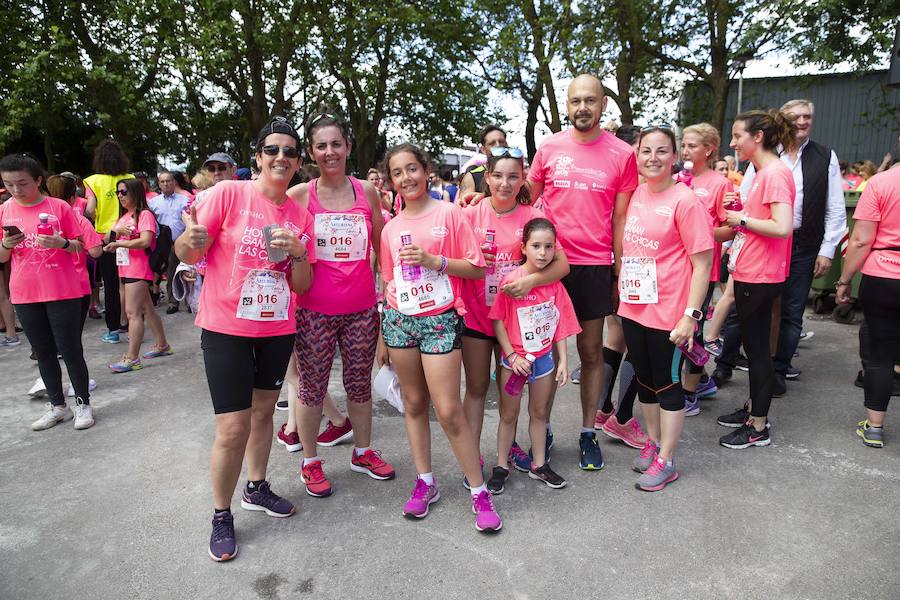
[710,74,731,134]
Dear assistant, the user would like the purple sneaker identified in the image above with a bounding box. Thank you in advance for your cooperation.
[403,478,440,519]
[209,511,237,562]
[696,376,718,398]
[472,490,502,532]
[239,481,295,517]
[684,393,701,417]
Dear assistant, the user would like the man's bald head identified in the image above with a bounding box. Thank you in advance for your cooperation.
[567,74,607,133]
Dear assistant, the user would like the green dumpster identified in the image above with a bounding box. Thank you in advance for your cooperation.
[810,190,862,318]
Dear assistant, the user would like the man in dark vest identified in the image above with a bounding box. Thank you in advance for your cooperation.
[457,124,507,202]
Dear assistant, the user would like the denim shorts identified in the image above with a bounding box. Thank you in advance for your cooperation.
[382,307,463,354]
[500,351,555,381]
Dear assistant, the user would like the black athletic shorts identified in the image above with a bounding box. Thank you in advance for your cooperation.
[200,329,295,414]
[462,327,497,343]
[562,264,614,322]
[121,277,151,284]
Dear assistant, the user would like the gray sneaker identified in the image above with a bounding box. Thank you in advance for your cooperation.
[31,403,72,431]
[632,440,659,473]
[636,456,679,491]
[856,420,884,448]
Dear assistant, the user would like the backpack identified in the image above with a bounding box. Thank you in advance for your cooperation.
[147,217,174,274]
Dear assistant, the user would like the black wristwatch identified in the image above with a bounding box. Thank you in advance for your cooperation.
[62,238,71,249]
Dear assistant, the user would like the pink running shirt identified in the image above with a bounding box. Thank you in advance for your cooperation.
[690,169,732,282]
[853,167,900,279]
[113,210,157,281]
[528,129,638,265]
[74,212,103,295]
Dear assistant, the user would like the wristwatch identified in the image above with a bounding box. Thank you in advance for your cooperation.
[684,308,703,321]
[739,216,748,228]
[62,238,70,249]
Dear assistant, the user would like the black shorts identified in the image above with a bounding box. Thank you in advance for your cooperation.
[562,264,614,322]
[121,277,151,284]
[200,329,295,414]
[462,327,497,343]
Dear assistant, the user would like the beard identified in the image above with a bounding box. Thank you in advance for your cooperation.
[573,113,597,132]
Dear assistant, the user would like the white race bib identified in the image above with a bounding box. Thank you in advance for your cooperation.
[728,232,746,273]
[517,298,559,353]
[620,257,658,304]
[115,246,130,266]
[484,261,519,306]
[236,269,290,321]
[314,213,367,262]
[393,266,454,315]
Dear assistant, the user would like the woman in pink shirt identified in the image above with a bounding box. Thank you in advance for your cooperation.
[285,112,393,498]
[617,126,713,491]
[379,143,501,532]
[0,154,94,431]
[717,110,796,450]
[103,178,172,373]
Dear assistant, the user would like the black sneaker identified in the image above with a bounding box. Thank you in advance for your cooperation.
[719,422,771,449]
[785,366,801,380]
[854,370,865,389]
[209,511,237,562]
[275,399,289,410]
[717,406,750,428]
[486,466,509,494]
[773,373,786,397]
[528,463,567,489]
[733,354,750,372]
[711,367,732,388]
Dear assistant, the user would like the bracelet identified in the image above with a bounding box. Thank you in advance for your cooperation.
[438,255,448,274]
[506,352,517,363]
[291,252,308,263]
[0,242,11,250]
[834,280,850,287]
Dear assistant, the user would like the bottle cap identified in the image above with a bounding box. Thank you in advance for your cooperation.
[683,161,693,171]
[525,353,536,362]
[39,212,49,221]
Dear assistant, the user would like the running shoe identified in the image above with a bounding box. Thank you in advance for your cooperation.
[28,377,47,398]
[141,344,173,359]
[571,366,581,384]
[317,418,353,446]
[785,367,801,380]
[856,420,884,448]
[117,324,129,334]
[703,338,723,357]
[351,449,396,480]
[528,430,553,464]
[636,456,679,492]
[100,331,120,344]
[578,431,604,471]
[696,375,718,398]
[462,455,485,490]
[528,463,567,489]
[632,440,659,473]
[67,379,97,398]
[109,357,142,373]
[88,307,102,320]
[854,370,865,388]
[1,335,20,347]
[403,478,440,519]
[711,366,732,388]
[717,405,749,428]
[733,355,750,372]
[31,403,72,431]
[209,511,237,562]
[471,490,502,532]
[719,422,771,449]
[601,416,649,449]
[275,399,289,411]
[486,466,509,494]
[798,330,814,343]
[509,442,532,472]
[72,398,94,430]
[684,394,701,417]
[276,424,302,452]
[240,481,295,517]
[594,408,614,430]
[300,460,333,497]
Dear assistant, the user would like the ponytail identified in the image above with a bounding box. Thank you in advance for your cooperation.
[735,109,797,152]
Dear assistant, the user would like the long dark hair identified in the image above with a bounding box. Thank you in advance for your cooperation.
[736,109,797,152]
[117,178,148,220]
[92,140,131,175]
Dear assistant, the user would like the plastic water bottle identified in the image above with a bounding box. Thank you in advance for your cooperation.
[677,161,693,187]
[725,191,745,233]
[36,213,53,236]
[504,353,535,395]
[399,230,421,281]
[483,228,497,274]
[673,327,709,367]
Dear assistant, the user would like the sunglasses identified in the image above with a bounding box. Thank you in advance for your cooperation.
[640,123,674,133]
[261,145,300,158]
[206,164,230,173]
[310,113,335,126]
[490,147,524,159]
[116,189,128,197]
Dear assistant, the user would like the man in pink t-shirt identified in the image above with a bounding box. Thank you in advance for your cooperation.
[526,74,638,470]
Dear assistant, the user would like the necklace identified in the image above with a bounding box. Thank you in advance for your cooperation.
[490,198,517,216]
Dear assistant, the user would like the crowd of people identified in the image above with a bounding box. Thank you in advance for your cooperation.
[1,73,898,563]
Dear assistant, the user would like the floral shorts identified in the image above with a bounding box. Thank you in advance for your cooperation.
[382,307,463,354]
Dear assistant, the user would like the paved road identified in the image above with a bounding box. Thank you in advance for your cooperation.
[1,305,898,599]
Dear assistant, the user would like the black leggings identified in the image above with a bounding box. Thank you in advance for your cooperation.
[859,275,900,413]
[621,317,683,412]
[98,250,122,332]
[15,298,91,405]
[733,280,783,418]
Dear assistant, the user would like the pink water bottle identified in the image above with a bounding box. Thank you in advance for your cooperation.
[674,326,709,367]
[399,230,421,281]
[36,213,53,236]
[483,228,497,274]
[677,161,694,187]
[504,353,535,395]
[725,191,744,233]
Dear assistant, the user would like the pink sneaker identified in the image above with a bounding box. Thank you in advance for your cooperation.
[601,416,650,449]
[594,409,614,430]
[402,478,440,519]
[317,418,353,447]
[471,490,502,532]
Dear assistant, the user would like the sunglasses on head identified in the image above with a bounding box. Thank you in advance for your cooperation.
[206,164,230,173]
[310,113,335,126]
[640,124,674,133]
[261,145,300,158]
[490,146,524,159]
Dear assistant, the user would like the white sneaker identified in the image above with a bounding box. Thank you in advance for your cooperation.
[28,377,47,398]
[31,403,72,431]
[799,331,815,342]
[73,399,95,430]
[67,379,98,398]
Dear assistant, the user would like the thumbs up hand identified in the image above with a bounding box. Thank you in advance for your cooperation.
[185,204,209,249]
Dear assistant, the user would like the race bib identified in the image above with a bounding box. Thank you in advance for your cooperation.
[315,213,367,262]
[393,266,454,315]
[484,261,519,306]
[728,232,746,273]
[517,298,559,353]
[115,246,130,266]
[620,257,658,304]
[236,269,290,321]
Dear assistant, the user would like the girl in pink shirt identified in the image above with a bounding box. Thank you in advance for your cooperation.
[718,110,796,451]
[617,127,713,491]
[489,218,580,491]
[379,143,501,532]
[102,178,172,374]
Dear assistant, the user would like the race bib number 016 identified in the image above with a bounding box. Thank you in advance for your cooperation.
[236,269,290,321]
[620,256,658,304]
[315,213,367,262]
[516,298,559,353]
[393,266,454,316]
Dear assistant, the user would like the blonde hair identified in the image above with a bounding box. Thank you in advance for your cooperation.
[682,123,721,168]
[191,170,213,191]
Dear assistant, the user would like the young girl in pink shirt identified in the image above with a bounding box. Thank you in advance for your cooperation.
[489,218,580,491]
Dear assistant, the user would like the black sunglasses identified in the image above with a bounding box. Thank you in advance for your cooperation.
[206,164,230,173]
[261,145,300,158]
[116,189,128,197]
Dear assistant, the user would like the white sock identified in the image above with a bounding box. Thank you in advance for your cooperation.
[354,447,369,457]
[470,483,487,497]
[418,472,434,485]
[581,427,594,434]
[302,456,322,467]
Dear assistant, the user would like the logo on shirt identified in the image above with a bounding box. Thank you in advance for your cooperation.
[552,180,571,189]
[654,206,674,218]
[553,156,575,176]
[694,188,709,197]
[574,182,588,191]
[431,226,448,238]
[239,209,264,219]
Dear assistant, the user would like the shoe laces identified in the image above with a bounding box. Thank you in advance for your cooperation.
[639,440,658,459]
[410,478,430,500]
[357,449,385,467]
[645,456,665,476]
[630,419,646,437]
[211,513,234,541]
[509,444,529,462]
[303,460,326,482]
[473,490,495,513]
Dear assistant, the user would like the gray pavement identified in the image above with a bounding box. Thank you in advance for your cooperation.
[1,304,899,599]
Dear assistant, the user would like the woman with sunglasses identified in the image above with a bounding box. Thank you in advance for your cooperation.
[176,117,315,562]
[716,110,796,449]
[460,146,569,480]
[103,179,172,373]
[284,111,393,498]
[617,126,713,491]
[0,154,94,430]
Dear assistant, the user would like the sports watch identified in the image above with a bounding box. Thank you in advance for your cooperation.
[684,308,703,321]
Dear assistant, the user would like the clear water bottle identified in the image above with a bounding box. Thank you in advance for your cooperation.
[483,228,497,274]
[399,230,421,281]
[36,213,53,236]
[504,353,535,395]
[677,161,693,187]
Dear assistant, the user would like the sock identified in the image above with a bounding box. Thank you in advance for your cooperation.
[600,348,624,413]
[581,427,594,434]
[246,479,265,491]
[868,421,883,430]
[354,447,369,457]
[302,457,322,467]
[214,507,231,514]
[470,483,487,497]
[418,472,434,486]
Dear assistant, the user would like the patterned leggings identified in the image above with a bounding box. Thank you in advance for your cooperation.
[295,306,379,407]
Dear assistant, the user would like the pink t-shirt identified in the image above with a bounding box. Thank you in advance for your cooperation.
[488,265,581,358]
[74,212,102,295]
[853,167,900,279]
[298,177,376,315]
[461,201,558,336]
[381,199,485,317]
[691,169,732,282]
[73,197,88,216]
[194,181,316,337]
[114,210,157,281]
[528,129,638,265]
[0,196,84,303]
[617,183,714,332]
[731,161,796,284]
